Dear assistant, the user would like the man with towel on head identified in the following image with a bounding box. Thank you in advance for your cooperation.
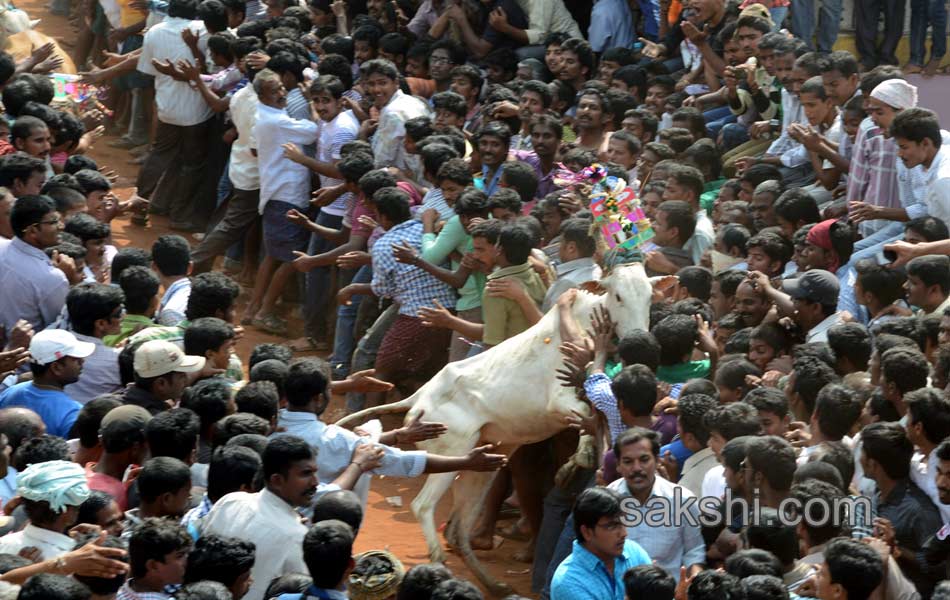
[0,460,90,559]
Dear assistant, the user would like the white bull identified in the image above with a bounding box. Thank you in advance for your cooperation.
[336,262,660,595]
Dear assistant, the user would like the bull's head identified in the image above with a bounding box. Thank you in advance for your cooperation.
[599,262,654,337]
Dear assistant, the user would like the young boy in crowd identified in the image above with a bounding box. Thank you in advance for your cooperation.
[64,213,111,283]
[104,266,160,347]
[117,518,192,599]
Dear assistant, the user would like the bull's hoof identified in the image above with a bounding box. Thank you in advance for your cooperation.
[513,547,535,563]
[488,582,514,597]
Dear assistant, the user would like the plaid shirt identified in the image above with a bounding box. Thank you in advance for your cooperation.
[371,220,457,317]
[765,88,804,159]
[181,494,213,540]
[116,581,172,600]
[584,373,628,444]
[847,119,902,237]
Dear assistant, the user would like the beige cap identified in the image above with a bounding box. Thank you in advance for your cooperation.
[133,340,206,378]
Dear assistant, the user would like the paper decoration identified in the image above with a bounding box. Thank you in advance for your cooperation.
[584,165,655,251]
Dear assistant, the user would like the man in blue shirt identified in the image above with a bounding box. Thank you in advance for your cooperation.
[0,329,92,438]
[551,487,651,600]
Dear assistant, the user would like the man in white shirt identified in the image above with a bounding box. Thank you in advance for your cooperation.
[905,389,950,524]
[153,235,193,327]
[191,64,261,274]
[890,108,950,231]
[541,218,601,312]
[275,358,509,507]
[200,435,384,600]
[362,59,430,172]
[606,429,705,582]
[0,460,90,559]
[135,0,215,232]
[243,68,320,331]
[665,165,714,265]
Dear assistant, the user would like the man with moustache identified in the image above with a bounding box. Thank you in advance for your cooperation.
[10,116,52,178]
[510,114,562,205]
[200,436,385,600]
[605,428,705,582]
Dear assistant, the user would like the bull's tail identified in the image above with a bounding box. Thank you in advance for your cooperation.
[334,396,417,428]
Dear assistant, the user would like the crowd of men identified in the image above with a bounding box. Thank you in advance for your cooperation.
[1,0,950,598]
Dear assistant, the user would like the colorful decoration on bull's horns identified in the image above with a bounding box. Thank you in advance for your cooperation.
[582,164,657,253]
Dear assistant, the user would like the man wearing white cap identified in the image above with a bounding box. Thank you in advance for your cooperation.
[0,330,93,438]
[122,340,206,415]
[847,76,915,259]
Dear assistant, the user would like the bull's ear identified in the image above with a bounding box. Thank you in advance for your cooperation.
[579,280,606,295]
[649,276,679,294]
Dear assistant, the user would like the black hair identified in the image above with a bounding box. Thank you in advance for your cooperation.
[66,283,125,337]
[173,581,232,600]
[687,570,743,600]
[501,161,538,204]
[572,487,623,540]
[64,212,110,245]
[724,548,783,578]
[208,445,262,502]
[854,259,907,307]
[12,434,69,471]
[249,343,292,368]
[396,564,454,600]
[186,272,240,321]
[404,116,434,144]
[63,154,99,175]
[54,112,86,149]
[234,381,279,423]
[861,421,912,480]
[826,322,872,372]
[358,169,398,199]
[608,365,658,419]
[651,314,698,366]
[419,142,460,180]
[137,456,191,503]
[615,331,661,371]
[773,188,820,227]
[905,215,950,242]
[184,317,235,358]
[559,217,595,257]
[488,189,523,216]
[789,479,846,544]
[10,193,55,239]
[678,393,718,446]
[622,564,675,600]
[373,187,412,224]
[675,266,713,302]
[17,573,91,600]
[111,247,152,283]
[908,254,950,295]
[890,107,942,148]
[212,413,269,447]
[197,0,228,31]
[183,534,256,588]
[249,358,289,399]
[146,408,200,462]
[744,507,798,565]
[656,200,696,244]
[128,517,192,578]
[790,355,840,417]
[309,74,345,100]
[360,58,399,81]
[714,360,762,400]
[303,520,354,589]
[338,152,376,185]
[0,52,15,87]
[0,154,45,191]
[703,401,762,440]
[152,234,191,276]
[118,265,160,316]
[812,383,862,440]
[824,537,884,600]
[905,387,950,444]
[820,50,860,78]
[74,169,112,194]
[180,378,233,434]
[496,222,533,264]
[317,52,354,87]
[880,346,929,395]
[263,435,314,480]
[75,395,123,449]
[433,159,472,189]
[312,489,363,533]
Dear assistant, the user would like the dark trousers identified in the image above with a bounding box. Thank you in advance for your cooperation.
[303,212,345,341]
[191,187,261,273]
[137,117,212,227]
[855,0,906,66]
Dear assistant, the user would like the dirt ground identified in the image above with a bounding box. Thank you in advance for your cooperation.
[23,2,537,595]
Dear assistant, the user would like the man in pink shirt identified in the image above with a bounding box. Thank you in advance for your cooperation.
[84,405,151,511]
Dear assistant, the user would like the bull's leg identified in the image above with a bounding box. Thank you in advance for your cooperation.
[410,472,458,564]
[450,470,515,597]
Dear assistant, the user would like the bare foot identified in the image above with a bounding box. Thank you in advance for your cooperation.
[469,533,496,550]
[925,58,941,77]
[905,63,923,74]
[513,546,535,563]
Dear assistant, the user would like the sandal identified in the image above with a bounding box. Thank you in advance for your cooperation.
[287,336,329,352]
[253,314,288,336]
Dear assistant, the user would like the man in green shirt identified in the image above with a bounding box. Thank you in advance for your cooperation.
[103,266,160,347]
[416,220,548,352]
